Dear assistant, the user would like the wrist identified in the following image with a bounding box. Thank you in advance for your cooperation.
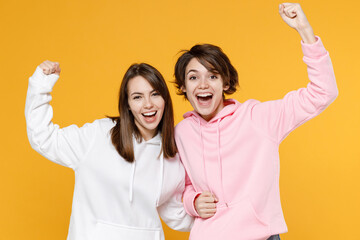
[183,191,201,217]
[193,193,201,211]
[297,25,316,44]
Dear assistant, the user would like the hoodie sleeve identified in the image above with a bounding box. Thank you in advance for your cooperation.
[157,170,194,231]
[251,36,338,143]
[182,172,201,217]
[25,67,97,169]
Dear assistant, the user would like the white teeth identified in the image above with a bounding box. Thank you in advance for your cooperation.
[197,93,212,97]
[143,111,156,116]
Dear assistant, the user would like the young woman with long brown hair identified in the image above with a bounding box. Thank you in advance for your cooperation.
[25,61,193,240]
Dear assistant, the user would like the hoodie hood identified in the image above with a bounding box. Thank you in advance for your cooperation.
[183,99,241,125]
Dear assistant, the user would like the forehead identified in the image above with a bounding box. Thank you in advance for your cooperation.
[127,76,154,93]
[185,58,209,73]
[185,57,218,75]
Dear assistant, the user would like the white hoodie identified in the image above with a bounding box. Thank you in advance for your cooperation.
[25,67,194,240]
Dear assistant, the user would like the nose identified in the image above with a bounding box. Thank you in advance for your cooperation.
[144,96,154,109]
[198,77,209,89]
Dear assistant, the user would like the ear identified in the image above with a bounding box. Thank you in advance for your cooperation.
[223,84,229,91]
[181,85,186,93]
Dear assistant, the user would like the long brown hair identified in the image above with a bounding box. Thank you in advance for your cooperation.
[174,44,239,98]
[109,63,176,162]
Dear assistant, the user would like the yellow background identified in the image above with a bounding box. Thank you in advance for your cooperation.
[0,0,359,239]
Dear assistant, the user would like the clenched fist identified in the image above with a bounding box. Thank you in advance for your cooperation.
[39,60,61,75]
[279,3,316,44]
[195,191,218,219]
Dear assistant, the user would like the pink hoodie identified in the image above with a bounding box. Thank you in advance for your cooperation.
[175,37,338,240]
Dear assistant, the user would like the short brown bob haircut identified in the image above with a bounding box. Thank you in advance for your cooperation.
[109,63,176,163]
[174,44,239,98]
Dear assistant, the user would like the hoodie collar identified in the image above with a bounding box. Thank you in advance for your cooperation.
[183,99,240,124]
[144,132,161,145]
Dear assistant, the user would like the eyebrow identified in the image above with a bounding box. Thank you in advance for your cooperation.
[186,69,220,76]
[130,89,157,96]
[186,69,198,76]
[130,92,143,96]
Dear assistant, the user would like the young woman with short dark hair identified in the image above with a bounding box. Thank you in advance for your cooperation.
[174,3,338,240]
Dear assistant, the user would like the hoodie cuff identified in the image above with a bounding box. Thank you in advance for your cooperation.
[301,36,327,59]
[29,66,60,91]
[183,191,201,217]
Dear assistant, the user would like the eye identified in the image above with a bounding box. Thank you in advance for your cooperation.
[132,95,141,100]
[152,91,160,97]
[189,75,197,80]
[210,75,218,79]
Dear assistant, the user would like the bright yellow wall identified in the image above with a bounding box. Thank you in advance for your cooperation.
[1,0,359,239]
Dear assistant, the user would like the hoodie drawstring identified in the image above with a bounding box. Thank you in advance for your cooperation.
[156,149,164,207]
[198,117,228,207]
[183,101,238,208]
[128,135,163,205]
[199,120,213,195]
[129,160,136,203]
[216,119,228,207]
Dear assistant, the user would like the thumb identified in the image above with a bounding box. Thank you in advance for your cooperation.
[201,191,213,197]
[278,4,285,16]
[278,4,287,21]
[53,62,61,75]
[212,194,219,203]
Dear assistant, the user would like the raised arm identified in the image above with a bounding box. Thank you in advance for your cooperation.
[251,4,338,143]
[25,61,97,169]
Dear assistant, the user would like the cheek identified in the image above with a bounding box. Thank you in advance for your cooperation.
[158,99,165,112]
[128,101,141,115]
[128,108,137,118]
[213,82,225,94]
[183,85,195,99]
[183,80,196,93]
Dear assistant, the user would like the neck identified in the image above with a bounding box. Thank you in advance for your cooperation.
[140,129,157,141]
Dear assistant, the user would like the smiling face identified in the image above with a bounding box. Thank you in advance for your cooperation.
[182,58,229,121]
[127,76,165,141]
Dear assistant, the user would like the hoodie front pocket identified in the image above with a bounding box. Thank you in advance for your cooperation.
[190,197,270,240]
[92,220,161,240]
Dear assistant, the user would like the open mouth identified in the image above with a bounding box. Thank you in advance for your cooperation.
[142,111,157,118]
[196,93,213,103]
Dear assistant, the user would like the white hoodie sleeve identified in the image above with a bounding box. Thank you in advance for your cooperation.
[25,67,97,169]
[157,174,194,232]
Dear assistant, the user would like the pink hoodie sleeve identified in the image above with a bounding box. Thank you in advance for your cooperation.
[251,36,338,143]
[182,172,201,217]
